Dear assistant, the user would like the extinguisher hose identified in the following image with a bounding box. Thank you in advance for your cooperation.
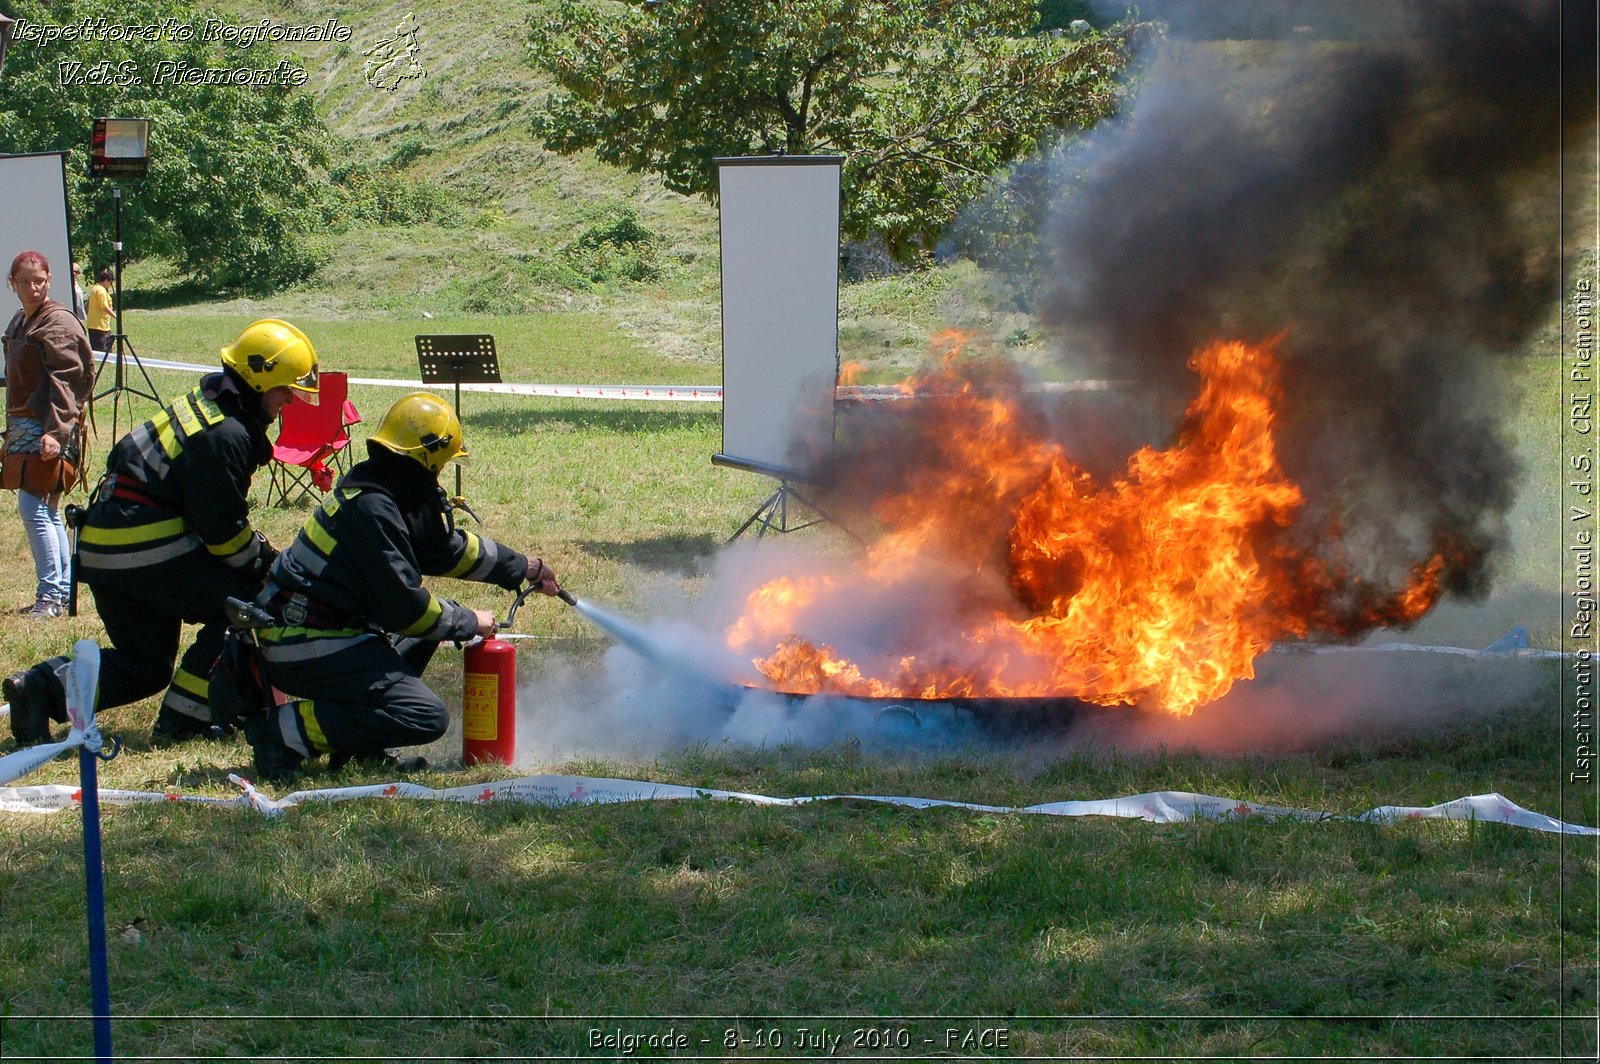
[502,583,578,630]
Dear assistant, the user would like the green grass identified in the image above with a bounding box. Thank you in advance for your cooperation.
[1,332,1594,1059]
[0,738,1593,1058]
[123,312,723,377]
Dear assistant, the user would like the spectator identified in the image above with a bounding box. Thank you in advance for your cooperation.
[71,262,86,323]
[86,266,115,356]
[2,250,94,618]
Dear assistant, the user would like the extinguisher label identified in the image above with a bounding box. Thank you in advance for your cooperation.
[463,673,499,741]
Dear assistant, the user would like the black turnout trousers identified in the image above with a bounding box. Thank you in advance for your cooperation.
[268,634,449,756]
[88,560,263,714]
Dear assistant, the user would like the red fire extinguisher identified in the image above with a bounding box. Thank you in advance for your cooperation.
[462,636,516,765]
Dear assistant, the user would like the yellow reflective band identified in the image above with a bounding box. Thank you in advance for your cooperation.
[305,512,338,557]
[258,625,365,643]
[297,700,331,754]
[193,392,225,425]
[171,666,209,698]
[205,526,255,557]
[321,491,344,518]
[399,595,443,637]
[173,396,203,437]
[444,531,483,578]
[80,516,188,546]
[151,411,182,460]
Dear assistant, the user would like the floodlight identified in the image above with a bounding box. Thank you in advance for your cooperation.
[89,118,151,179]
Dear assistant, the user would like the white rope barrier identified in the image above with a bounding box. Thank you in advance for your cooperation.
[1,771,1592,834]
[120,355,723,402]
[5,633,1586,833]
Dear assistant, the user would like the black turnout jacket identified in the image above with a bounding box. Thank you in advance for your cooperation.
[260,447,529,647]
[78,369,274,582]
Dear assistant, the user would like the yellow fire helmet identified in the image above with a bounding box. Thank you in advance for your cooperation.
[220,318,320,402]
[369,391,468,474]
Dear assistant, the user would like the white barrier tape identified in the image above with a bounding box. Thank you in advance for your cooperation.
[65,642,103,755]
[120,355,722,403]
[121,356,1133,405]
[0,732,88,787]
[1,774,1592,834]
[836,380,1130,401]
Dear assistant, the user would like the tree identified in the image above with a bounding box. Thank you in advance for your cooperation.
[528,0,1138,259]
[0,0,332,292]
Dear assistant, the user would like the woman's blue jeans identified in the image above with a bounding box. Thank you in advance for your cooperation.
[18,488,71,603]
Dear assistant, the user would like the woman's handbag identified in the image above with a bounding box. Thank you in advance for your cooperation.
[1,428,84,495]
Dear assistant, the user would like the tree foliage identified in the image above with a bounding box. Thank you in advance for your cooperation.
[528,0,1137,258]
[0,0,331,292]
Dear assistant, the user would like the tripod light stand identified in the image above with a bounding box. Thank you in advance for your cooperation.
[88,119,161,438]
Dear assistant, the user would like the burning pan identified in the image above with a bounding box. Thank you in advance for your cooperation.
[733,685,1121,738]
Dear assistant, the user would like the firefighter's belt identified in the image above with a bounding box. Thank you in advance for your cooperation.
[259,588,359,630]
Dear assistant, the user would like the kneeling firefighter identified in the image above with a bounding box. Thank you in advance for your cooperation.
[4,320,317,745]
[238,391,561,780]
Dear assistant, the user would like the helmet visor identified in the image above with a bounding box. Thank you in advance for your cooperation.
[292,363,321,405]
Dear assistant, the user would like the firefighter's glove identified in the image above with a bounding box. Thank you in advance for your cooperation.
[527,557,561,597]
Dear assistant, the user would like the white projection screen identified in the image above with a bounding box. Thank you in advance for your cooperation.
[0,153,77,320]
[715,156,841,478]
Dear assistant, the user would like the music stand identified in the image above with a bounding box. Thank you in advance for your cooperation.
[415,334,500,502]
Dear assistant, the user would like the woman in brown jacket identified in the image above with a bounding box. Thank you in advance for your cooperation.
[4,250,94,618]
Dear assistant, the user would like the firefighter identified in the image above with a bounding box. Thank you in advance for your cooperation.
[240,391,561,780]
[3,319,318,746]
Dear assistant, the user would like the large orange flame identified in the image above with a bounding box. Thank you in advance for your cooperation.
[727,336,1450,716]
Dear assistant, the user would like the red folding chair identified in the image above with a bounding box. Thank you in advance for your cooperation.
[267,371,361,505]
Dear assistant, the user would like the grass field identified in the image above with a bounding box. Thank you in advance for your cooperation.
[1,317,1595,1059]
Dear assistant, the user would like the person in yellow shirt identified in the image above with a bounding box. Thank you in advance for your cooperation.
[85,267,115,356]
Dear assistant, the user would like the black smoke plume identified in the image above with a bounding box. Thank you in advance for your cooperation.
[1037,0,1588,626]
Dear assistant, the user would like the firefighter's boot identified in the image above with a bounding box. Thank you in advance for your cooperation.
[151,709,228,744]
[3,663,68,747]
[329,750,429,773]
[243,705,305,784]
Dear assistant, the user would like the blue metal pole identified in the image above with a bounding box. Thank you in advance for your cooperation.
[78,744,114,1063]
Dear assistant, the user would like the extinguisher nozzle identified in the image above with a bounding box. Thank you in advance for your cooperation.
[557,589,577,607]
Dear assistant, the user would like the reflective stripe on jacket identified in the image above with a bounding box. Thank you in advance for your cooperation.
[78,370,272,579]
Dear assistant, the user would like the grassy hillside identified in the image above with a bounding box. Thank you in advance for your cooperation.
[131,0,1040,377]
